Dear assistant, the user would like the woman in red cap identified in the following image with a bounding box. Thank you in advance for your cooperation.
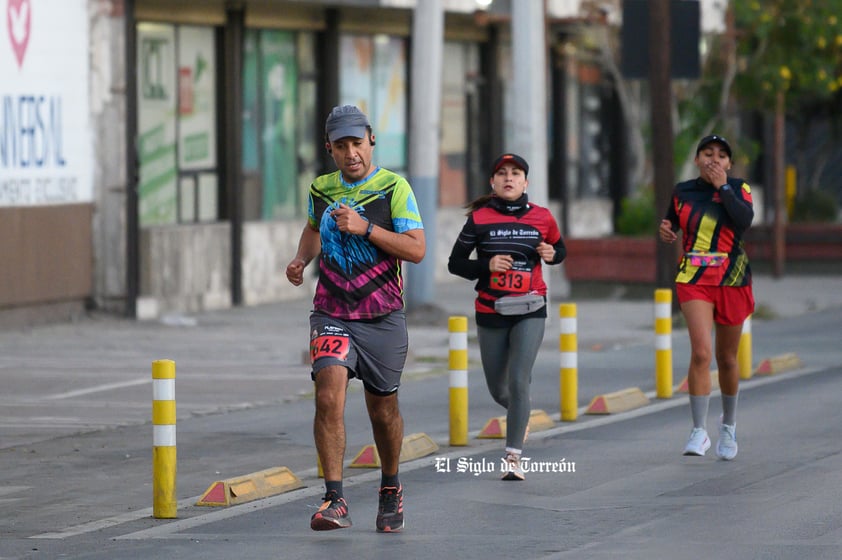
[448,153,566,480]
[659,134,754,460]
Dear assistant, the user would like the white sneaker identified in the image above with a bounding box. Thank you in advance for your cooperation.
[683,427,711,456]
[716,423,738,460]
[501,453,525,481]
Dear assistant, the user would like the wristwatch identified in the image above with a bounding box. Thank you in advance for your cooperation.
[364,221,375,240]
[719,184,731,193]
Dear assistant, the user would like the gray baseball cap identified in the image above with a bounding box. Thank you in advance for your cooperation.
[325,105,370,142]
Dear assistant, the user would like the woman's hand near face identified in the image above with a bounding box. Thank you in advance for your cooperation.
[702,160,728,187]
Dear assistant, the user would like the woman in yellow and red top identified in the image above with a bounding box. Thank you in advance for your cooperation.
[659,134,754,461]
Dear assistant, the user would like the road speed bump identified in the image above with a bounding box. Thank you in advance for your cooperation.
[476,409,555,439]
[349,432,439,468]
[350,444,380,468]
[196,466,303,507]
[585,387,650,414]
[754,353,802,375]
[675,369,719,393]
[477,416,504,439]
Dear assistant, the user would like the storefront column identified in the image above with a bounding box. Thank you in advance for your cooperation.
[224,3,245,305]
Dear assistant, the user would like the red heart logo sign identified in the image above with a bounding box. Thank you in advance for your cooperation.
[7,0,31,68]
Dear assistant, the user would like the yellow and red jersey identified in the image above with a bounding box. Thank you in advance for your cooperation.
[664,177,754,286]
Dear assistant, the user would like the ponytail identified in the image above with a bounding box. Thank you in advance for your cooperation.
[464,193,494,215]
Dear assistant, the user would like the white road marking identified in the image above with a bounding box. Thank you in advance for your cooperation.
[45,378,151,400]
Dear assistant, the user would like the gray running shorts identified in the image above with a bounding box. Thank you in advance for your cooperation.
[308,310,408,395]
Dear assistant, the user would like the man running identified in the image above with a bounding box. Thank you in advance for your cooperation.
[285,105,425,532]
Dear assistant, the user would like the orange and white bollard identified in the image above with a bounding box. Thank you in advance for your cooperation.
[559,303,578,421]
[448,316,469,446]
[152,359,177,518]
[654,289,673,399]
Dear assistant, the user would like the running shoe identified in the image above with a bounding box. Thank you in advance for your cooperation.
[376,486,404,533]
[310,491,352,531]
[501,452,525,481]
[683,427,711,456]
[716,422,738,460]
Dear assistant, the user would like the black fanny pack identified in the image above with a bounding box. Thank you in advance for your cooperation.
[493,294,546,316]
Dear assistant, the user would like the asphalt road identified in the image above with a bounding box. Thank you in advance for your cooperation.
[1,305,841,559]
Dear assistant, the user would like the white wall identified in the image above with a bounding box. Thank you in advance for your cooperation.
[0,0,93,207]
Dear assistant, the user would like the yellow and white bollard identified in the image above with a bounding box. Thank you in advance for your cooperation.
[559,303,578,421]
[152,359,177,518]
[448,316,469,446]
[738,315,753,380]
[654,289,673,399]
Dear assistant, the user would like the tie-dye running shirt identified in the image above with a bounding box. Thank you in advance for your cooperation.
[308,167,424,320]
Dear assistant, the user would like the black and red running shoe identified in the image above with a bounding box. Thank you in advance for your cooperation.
[376,485,404,533]
[310,491,352,531]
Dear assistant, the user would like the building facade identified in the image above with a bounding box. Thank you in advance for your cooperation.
[0,0,627,325]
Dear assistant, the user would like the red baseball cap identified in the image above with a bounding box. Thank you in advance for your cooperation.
[491,153,529,177]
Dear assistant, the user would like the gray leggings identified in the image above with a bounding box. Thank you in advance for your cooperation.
[477,317,545,450]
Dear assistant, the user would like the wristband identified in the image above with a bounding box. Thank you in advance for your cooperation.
[364,221,374,240]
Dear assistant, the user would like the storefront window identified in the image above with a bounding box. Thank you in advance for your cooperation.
[137,23,218,226]
[242,29,314,221]
[339,34,407,176]
[440,41,479,206]
[177,26,218,221]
